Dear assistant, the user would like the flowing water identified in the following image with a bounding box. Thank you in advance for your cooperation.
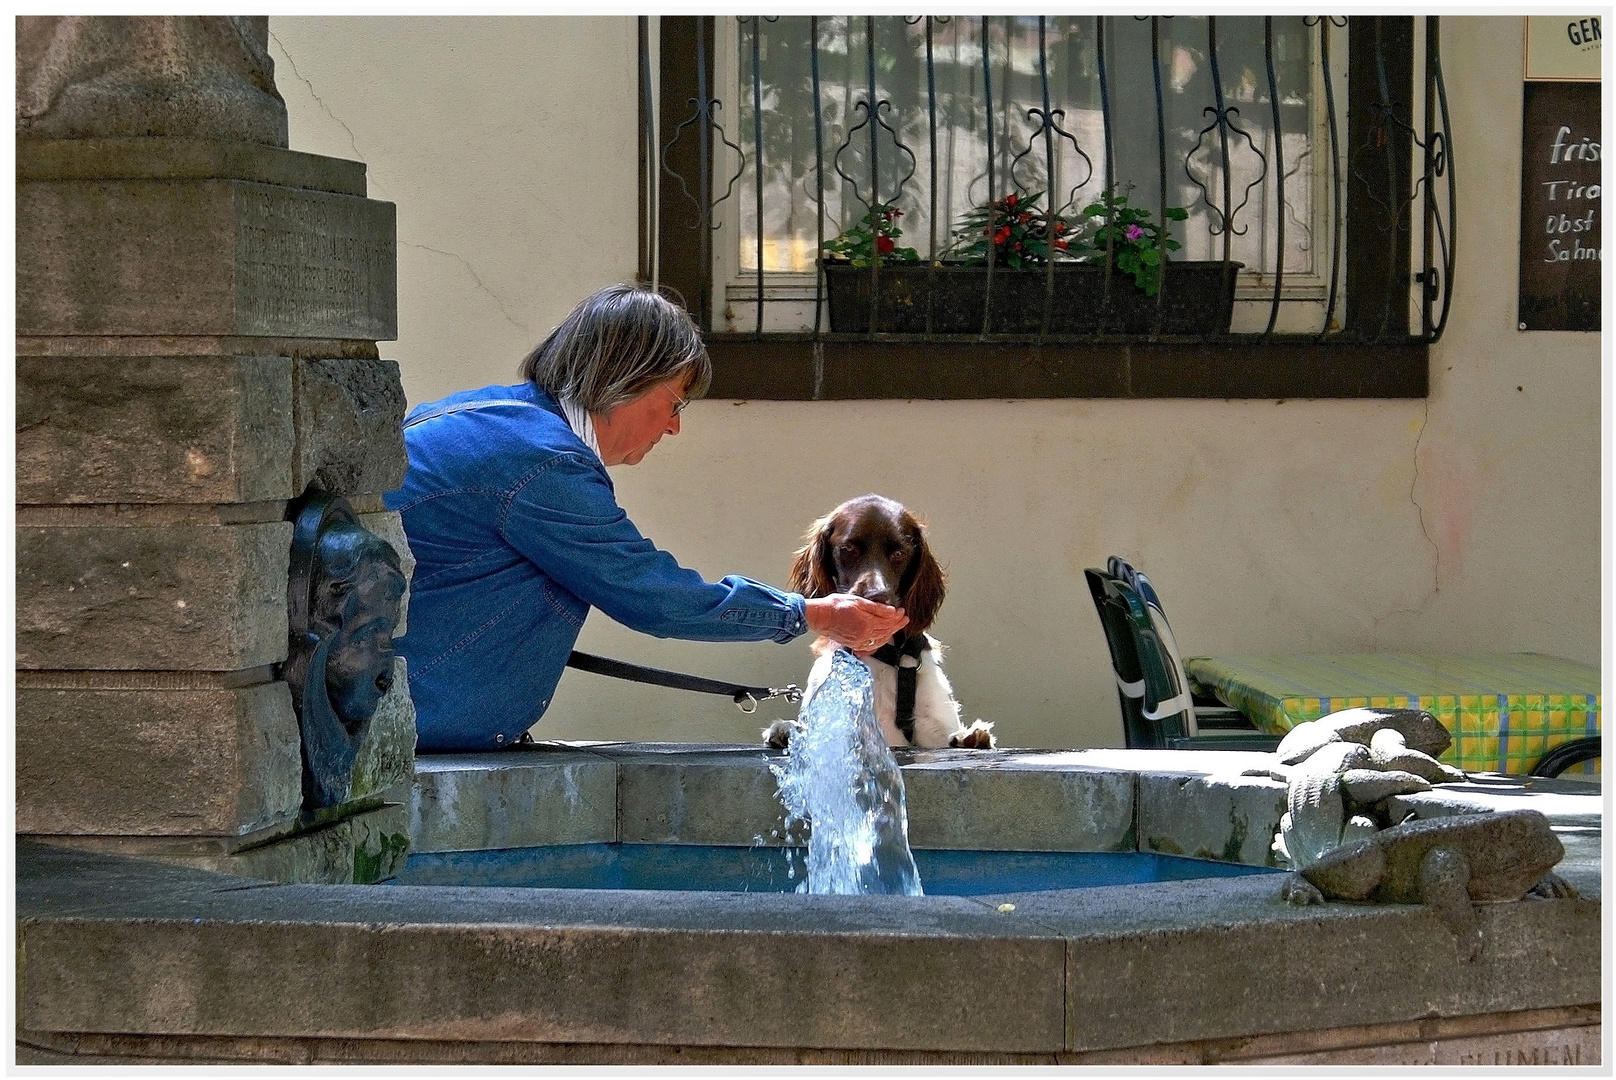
[769,648,924,895]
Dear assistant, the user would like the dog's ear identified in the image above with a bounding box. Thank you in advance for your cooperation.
[899,524,947,637]
[788,514,838,598]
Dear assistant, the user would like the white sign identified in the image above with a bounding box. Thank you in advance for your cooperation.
[1526,15,1602,81]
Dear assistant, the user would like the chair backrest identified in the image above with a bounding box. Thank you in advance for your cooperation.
[1084,569,1156,748]
[1085,565,1198,747]
[1129,571,1199,736]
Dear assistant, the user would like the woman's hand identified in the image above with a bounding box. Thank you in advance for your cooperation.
[804,594,909,656]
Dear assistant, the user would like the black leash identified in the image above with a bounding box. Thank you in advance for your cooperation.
[566,650,802,713]
[870,635,928,744]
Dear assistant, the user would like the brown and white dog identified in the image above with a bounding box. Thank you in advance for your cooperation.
[765,494,995,750]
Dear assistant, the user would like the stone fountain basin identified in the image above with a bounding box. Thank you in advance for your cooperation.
[17,743,1602,1064]
[393,842,1280,893]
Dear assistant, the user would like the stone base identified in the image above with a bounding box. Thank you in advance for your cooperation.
[18,660,412,845]
[17,353,294,505]
[18,171,395,339]
[15,123,409,886]
[184,802,411,884]
[18,137,368,195]
[16,352,407,505]
[15,833,1601,1058]
[38,802,415,885]
[17,678,300,836]
[17,520,292,670]
[293,358,407,496]
[14,1007,1602,1065]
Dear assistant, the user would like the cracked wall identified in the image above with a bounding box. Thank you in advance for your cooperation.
[270,17,1600,749]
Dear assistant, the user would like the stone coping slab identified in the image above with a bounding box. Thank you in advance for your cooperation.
[18,137,369,196]
[1390,773,1605,829]
[16,838,1600,1057]
[411,751,616,853]
[413,743,1281,857]
[409,744,1602,892]
[14,1008,1605,1066]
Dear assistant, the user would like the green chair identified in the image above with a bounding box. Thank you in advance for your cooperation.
[1085,560,1281,752]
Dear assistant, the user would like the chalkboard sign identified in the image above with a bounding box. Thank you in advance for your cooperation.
[1519,80,1601,331]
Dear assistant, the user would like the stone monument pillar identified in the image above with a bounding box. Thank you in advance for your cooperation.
[16,15,417,884]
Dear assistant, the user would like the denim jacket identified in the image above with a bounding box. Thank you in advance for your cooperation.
[384,382,808,751]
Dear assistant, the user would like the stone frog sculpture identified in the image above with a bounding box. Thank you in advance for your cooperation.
[1266,707,1469,872]
[1282,808,1575,960]
[1265,707,1576,961]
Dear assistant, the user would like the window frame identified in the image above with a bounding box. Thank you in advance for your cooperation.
[713,16,1344,327]
[646,15,1445,401]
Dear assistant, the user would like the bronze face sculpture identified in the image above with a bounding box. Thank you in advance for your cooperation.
[284,492,406,809]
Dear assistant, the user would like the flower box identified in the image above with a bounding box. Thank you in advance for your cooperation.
[821,260,1243,336]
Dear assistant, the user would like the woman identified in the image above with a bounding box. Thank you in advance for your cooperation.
[385,285,907,751]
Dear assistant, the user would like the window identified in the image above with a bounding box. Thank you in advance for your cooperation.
[644,16,1452,400]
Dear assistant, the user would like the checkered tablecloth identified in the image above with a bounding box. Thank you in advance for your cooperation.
[1183,652,1601,776]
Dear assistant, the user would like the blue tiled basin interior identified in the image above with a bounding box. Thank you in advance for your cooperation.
[390,844,1280,895]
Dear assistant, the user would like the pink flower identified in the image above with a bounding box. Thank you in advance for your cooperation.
[1125,224,1145,241]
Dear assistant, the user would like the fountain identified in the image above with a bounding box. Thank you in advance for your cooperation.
[771,649,922,895]
[13,17,1602,1067]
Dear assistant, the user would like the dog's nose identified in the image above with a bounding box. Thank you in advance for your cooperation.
[852,571,897,606]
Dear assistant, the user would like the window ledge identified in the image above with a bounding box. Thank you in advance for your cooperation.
[704,334,1429,400]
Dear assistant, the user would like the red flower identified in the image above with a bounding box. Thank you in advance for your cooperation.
[1006,193,1018,206]
[1054,238,1068,250]
[993,225,1011,244]
[876,234,895,254]
[1055,221,1067,234]
[1018,212,1031,224]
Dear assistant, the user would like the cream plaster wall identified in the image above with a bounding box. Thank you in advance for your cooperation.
[268,16,640,404]
[272,16,1601,749]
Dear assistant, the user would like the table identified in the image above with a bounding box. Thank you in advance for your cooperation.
[1183,652,1601,776]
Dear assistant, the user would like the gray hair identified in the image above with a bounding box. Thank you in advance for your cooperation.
[520,285,712,413]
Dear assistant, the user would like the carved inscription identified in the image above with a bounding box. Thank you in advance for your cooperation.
[1459,1042,1589,1066]
[1241,1025,1600,1066]
[18,177,395,336]
[234,183,397,339]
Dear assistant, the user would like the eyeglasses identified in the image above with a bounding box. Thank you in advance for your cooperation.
[669,387,690,417]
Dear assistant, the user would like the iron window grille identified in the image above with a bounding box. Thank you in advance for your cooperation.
[641,15,1454,400]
